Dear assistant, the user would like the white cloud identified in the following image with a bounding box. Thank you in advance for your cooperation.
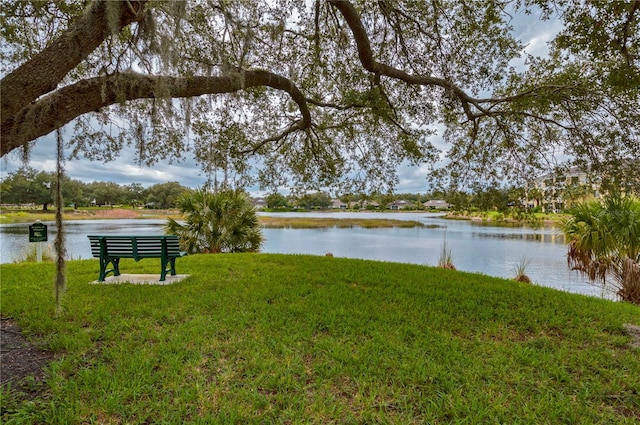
[396,163,432,194]
[1,132,209,188]
[511,7,563,61]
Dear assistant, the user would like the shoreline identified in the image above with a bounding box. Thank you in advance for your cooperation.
[442,212,564,227]
[0,208,429,229]
[1,207,564,228]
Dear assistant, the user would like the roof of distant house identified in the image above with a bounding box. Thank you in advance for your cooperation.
[423,200,451,208]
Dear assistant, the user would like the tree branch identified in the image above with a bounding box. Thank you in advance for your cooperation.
[305,98,367,110]
[1,70,311,156]
[1,0,147,126]
[327,0,488,119]
[618,0,640,67]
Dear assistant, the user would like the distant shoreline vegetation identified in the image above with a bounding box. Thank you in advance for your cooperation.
[258,216,433,229]
[0,207,560,228]
[0,208,432,229]
[444,209,565,227]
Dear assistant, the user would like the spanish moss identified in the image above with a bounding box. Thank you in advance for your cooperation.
[55,128,67,314]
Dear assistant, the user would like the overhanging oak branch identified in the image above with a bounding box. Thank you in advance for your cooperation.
[327,0,592,124]
[327,0,489,118]
[1,0,147,125]
[1,70,311,156]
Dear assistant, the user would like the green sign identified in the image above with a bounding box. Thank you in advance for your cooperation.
[29,222,48,242]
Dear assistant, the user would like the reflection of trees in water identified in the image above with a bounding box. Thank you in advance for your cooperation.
[473,232,565,244]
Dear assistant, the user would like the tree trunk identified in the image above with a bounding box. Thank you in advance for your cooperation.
[621,259,640,305]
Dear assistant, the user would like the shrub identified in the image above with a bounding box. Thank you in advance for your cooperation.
[562,196,640,304]
[166,188,263,254]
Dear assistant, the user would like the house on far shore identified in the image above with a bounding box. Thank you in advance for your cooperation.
[252,198,268,209]
[387,200,411,210]
[423,200,451,210]
[330,198,348,209]
[530,167,599,213]
[359,200,380,210]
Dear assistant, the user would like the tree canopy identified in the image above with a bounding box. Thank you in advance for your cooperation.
[1,0,638,192]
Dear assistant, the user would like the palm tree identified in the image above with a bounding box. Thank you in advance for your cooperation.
[166,188,263,254]
[562,196,640,304]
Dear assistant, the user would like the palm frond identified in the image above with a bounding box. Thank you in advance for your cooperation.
[165,188,263,254]
[562,196,640,304]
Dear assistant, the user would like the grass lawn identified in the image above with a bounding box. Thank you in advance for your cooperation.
[1,209,426,229]
[259,216,428,228]
[0,208,181,224]
[1,254,639,423]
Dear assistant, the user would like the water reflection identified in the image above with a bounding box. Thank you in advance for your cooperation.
[472,232,565,243]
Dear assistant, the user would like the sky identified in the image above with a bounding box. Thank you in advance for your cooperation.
[0,6,563,196]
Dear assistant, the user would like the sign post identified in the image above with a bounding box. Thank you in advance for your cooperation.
[29,221,48,263]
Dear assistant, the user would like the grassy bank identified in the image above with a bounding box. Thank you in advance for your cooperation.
[259,216,428,228]
[1,209,427,229]
[445,210,565,226]
[1,254,639,423]
[0,208,181,224]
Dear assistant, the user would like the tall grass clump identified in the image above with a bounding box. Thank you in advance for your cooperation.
[512,256,532,283]
[437,231,455,270]
[13,243,55,263]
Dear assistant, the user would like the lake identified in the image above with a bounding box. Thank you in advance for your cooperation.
[0,212,607,299]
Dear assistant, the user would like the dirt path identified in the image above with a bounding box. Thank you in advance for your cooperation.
[1,317,53,396]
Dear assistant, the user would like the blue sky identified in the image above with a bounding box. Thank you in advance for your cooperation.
[0,6,562,195]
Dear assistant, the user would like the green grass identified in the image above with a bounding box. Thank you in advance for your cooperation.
[259,216,428,228]
[1,254,639,423]
[0,211,48,224]
[0,208,181,224]
[0,210,430,228]
[445,210,566,226]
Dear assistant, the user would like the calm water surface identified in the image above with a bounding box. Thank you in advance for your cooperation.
[0,212,606,298]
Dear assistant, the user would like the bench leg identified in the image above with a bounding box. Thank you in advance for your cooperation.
[159,257,178,282]
[169,257,177,276]
[160,257,168,281]
[98,257,108,282]
[112,258,121,276]
[98,257,120,281]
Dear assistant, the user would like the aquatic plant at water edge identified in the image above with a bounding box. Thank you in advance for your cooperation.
[512,256,532,283]
[437,236,455,270]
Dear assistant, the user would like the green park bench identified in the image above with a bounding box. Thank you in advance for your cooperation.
[88,235,187,282]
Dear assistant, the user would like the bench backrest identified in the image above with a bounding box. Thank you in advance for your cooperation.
[88,235,182,260]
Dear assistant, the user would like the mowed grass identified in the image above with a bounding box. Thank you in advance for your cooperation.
[0,208,183,224]
[1,254,639,424]
[259,216,428,228]
[1,210,424,227]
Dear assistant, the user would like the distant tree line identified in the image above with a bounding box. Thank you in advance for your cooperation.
[266,186,537,212]
[266,181,620,214]
[0,167,190,210]
[3,166,628,213]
